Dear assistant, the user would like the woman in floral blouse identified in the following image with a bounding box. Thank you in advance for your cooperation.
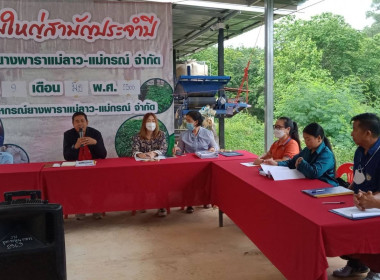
[131,113,168,217]
[131,113,167,160]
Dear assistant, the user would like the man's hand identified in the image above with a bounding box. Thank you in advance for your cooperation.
[354,191,365,210]
[74,137,97,149]
[355,191,380,210]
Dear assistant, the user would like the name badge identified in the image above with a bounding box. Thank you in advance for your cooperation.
[353,169,365,184]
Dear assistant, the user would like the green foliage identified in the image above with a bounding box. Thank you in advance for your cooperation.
[365,0,380,36]
[223,112,265,156]
[187,9,380,169]
[275,13,363,81]
[115,118,169,157]
[140,79,173,113]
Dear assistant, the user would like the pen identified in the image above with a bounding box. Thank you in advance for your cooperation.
[322,201,345,204]
[311,189,325,193]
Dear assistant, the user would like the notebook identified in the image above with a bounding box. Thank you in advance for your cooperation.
[219,151,243,157]
[302,186,353,198]
[195,151,219,159]
[330,206,380,220]
[260,164,305,181]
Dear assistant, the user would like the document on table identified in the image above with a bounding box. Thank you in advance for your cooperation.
[330,206,380,220]
[302,186,353,198]
[134,155,167,161]
[260,164,305,181]
[75,160,96,167]
[240,162,258,167]
[61,161,76,167]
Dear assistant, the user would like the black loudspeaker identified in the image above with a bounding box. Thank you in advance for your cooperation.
[0,190,66,280]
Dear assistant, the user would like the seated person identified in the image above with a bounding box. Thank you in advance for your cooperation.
[174,111,218,155]
[63,112,107,220]
[334,113,380,279]
[0,148,13,164]
[131,113,168,217]
[265,122,338,186]
[254,117,301,165]
[344,191,380,279]
[131,113,167,160]
[173,111,218,213]
[63,112,107,161]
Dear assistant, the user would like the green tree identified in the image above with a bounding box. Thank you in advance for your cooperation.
[364,0,380,36]
[275,14,363,81]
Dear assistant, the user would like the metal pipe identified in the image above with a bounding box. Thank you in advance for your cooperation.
[218,25,225,149]
[264,0,274,151]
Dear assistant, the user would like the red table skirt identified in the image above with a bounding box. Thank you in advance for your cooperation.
[211,160,380,280]
[4,152,380,280]
[40,151,255,214]
[0,162,45,202]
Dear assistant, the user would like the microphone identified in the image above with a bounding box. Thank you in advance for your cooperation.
[79,128,84,147]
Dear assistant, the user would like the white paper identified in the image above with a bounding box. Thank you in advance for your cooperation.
[240,162,258,167]
[75,160,96,167]
[332,206,380,219]
[52,163,61,167]
[61,161,76,167]
[134,156,166,161]
[260,164,305,181]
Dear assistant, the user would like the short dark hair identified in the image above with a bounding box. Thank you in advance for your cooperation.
[72,112,88,122]
[186,111,203,127]
[351,113,380,137]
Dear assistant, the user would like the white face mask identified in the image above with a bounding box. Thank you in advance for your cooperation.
[146,122,156,132]
[274,129,285,139]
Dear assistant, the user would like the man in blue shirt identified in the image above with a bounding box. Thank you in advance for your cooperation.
[333,113,380,279]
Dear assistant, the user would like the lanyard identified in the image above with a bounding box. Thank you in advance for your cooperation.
[358,145,380,172]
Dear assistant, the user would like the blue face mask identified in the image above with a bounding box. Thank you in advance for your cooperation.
[186,122,195,131]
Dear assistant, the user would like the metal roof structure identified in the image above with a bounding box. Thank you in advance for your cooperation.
[171,0,308,58]
[121,0,308,58]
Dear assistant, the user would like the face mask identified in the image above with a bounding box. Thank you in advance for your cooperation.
[146,122,156,132]
[274,129,285,139]
[186,122,195,131]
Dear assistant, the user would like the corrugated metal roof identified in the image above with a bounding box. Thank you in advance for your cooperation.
[172,0,308,58]
[114,0,308,58]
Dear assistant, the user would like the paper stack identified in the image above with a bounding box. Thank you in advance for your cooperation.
[195,151,219,159]
[260,164,305,181]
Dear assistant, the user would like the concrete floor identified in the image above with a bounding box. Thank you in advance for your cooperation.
[64,207,366,280]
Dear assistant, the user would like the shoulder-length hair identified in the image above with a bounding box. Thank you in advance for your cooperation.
[139,113,161,140]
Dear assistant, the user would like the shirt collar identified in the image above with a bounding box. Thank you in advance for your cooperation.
[313,141,326,154]
[278,136,291,146]
[367,137,380,156]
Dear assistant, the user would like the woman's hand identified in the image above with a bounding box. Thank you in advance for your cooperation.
[137,153,146,159]
[146,151,157,159]
[208,147,215,152]
[253,158,264,165]
[263,159,277,166]
[295,157,303,169]
[173,146,181,155]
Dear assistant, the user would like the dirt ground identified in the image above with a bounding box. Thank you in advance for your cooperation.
[64,207,365,280]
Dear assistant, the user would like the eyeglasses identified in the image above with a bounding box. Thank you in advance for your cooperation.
[273,125,285,129]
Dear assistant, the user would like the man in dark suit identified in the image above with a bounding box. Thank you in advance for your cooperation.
[63,112,107,161]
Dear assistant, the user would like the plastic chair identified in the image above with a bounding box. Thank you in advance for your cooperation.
[336,163,354,184]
